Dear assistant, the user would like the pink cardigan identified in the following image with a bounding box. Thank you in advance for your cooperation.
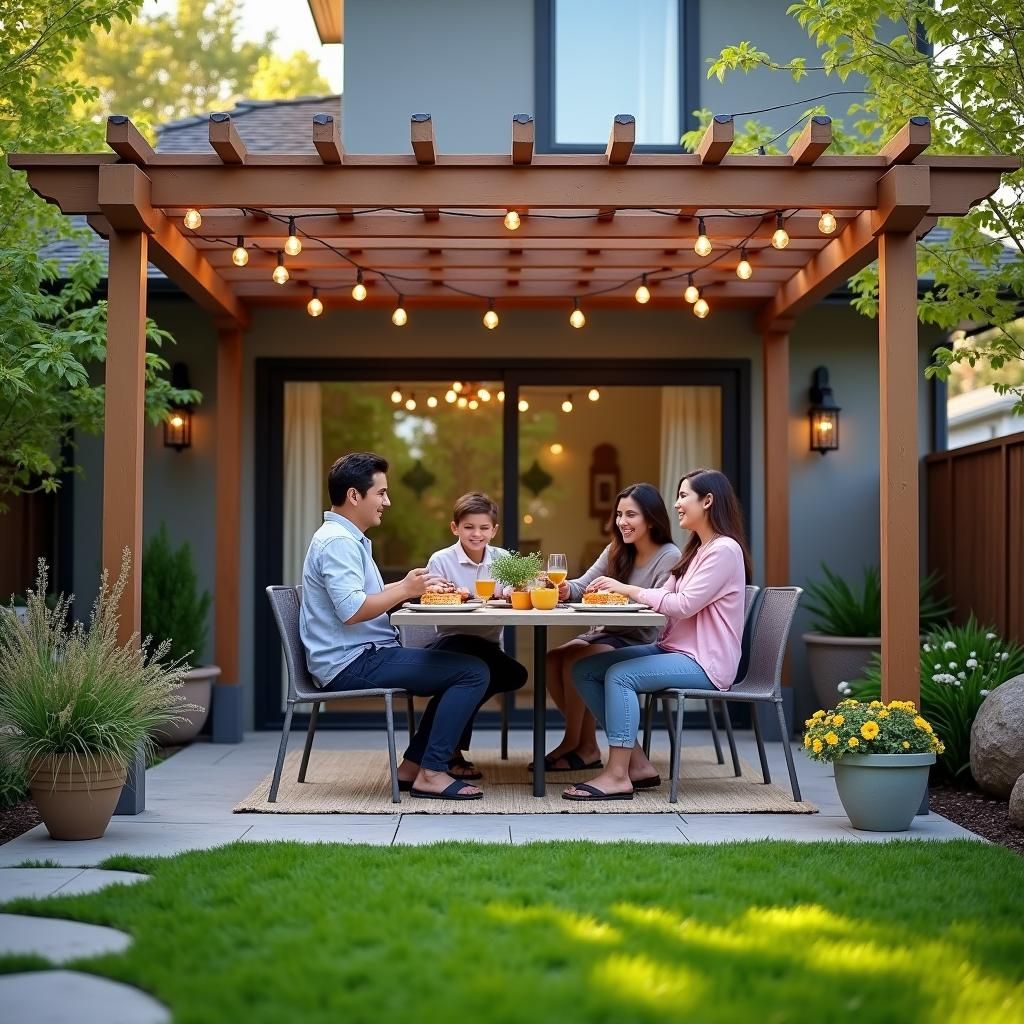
[636,536,746,690]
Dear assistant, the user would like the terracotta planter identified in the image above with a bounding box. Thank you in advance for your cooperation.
[151,665,220,745]
[833,752,935,831]
[509,590,533,610]
[803,633,881,709]
[28,754,127,841]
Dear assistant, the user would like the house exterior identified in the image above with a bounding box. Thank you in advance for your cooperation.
[15,0,1015,739]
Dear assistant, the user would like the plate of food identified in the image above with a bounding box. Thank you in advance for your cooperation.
[568,593,648,612]
[404,594,480,612]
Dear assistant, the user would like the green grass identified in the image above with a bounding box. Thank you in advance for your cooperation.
[1,840,1022,1024]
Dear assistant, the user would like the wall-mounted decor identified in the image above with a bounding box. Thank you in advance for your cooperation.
[589,443,621,519]
[520,459,554,497]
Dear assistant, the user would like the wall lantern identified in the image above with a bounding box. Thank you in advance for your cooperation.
[163,363,193,452]
[809,366,840,455]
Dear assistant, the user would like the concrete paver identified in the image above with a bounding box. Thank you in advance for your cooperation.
[0,971,169,1024]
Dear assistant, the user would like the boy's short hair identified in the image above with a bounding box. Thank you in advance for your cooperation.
[452,491,499,525]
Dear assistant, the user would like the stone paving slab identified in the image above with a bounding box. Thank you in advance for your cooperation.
[0,869,149,903]
[0,913,131,961]
[0,970,169,1024]
[510,813,690,845]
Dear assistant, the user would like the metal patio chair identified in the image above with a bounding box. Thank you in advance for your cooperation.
[265,585,407,803]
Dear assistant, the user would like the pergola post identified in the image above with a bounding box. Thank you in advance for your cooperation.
[212,321,245,742]
[878,230,921,703]
[762,329,791,587]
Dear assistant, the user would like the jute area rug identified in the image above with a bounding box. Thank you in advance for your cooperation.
[235,749,817,815]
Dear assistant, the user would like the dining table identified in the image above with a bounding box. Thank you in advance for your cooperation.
[389,602,666,796]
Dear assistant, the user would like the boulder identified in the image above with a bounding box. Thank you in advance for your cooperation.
[971,674,1024,798]
[1010,774,1024,830]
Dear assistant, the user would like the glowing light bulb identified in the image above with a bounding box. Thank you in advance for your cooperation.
[170,414,184,429]
[468,399,479,410]
[523,513,534,525]
[391,388,403,404]
[391,298,408,326]
[452,381,464,393]
[736,249,753,280]
[518,399,529,412]
[445,390,457,403]
[504,209,521,231]
[683,275,699,304]
[693,296,710,319]
[569,298,585,329]
[306,292,323,317]
[549,443,564,455]
[771,212,790,249]
[457,396,468,408]
[426,395,438,408]
[231,237,248,267]
[634,275,651,304]
[588,388,600,402]
[818,210,837,235]
[272,253,289,285]
[284,218,302,256]
[483,306,499,330]
[351,270,367,302]
[497,390,505,402]
[694,217,712,257]
[404,397,417,411]
[561,396,574,413]
[183,208,202,229]
[478,388,491,402]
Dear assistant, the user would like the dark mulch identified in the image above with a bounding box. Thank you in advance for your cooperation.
[0,799,41,846]
[930,783,1024,855]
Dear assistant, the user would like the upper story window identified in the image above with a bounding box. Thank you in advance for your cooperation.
[537,0,695,152]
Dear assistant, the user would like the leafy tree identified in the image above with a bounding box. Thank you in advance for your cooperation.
[69,0,330,129]
[1,1,196,508]
[702,1,1024,412]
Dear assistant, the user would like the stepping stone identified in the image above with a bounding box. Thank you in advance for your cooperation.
[0,970,170,1024]
[55,869,150,897]
[0,869,149,902]
[0,913,131,962]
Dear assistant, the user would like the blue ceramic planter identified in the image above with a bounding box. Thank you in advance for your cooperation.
[833,752,936,831]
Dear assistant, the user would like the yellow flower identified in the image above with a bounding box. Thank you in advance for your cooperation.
[811,710,825,720]
[812,739,824,754]
[870,700,883,708]
[877,709,889,719]
[902,741,910,750]
[832,714,845,727]
[804,734,812,748]
[848,736,860,748]
[825,732,839,746]
[914,716,933,733]
[861,720,880,740]
[823,715,834,726]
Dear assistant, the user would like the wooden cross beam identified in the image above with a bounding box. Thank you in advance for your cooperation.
[312,113,344,164]
[209,113,247,165]
[512,114,534,165]
[106,116,155,165]
[789,116,832,165]
[880,116,931,164]
[411,113,436,164]
[606,115,635,165]
[697,115,734,165]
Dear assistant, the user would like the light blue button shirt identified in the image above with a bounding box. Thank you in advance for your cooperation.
[299,511,399,687]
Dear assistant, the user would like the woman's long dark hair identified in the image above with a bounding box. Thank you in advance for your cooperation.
[606,482,674,583]
[671,469,752,583]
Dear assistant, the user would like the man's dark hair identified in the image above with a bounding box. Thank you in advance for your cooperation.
[328,452,389,505]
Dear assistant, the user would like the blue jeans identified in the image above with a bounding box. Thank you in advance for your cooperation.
[325,645,489,771]
[572,643,717,748]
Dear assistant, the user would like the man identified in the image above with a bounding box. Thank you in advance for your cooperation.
[299,451,489,800]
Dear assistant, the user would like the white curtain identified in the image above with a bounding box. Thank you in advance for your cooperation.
[660,387,722,549]
[283,382,323,584]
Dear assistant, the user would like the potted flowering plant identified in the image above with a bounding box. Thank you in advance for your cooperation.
[803,698,944,831]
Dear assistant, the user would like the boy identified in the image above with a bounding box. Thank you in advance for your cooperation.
[422,492,528,778]
[299,453,489,800]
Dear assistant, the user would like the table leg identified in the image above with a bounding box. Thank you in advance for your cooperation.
[533,624,547,797]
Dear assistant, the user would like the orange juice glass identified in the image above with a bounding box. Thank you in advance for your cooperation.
[546,570,567,586]
[475,579,496,600]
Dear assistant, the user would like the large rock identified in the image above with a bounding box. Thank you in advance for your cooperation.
[1010,774,1024,830]
[971,674,1024,798]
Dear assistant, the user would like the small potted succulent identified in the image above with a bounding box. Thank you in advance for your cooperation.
[490,551,545,610]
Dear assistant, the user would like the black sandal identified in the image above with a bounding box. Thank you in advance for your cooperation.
[561,782,634,802]
[410,779,483,801]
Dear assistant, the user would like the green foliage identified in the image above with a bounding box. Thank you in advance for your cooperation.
[0,754,28,808]
[0,553,194,773]
[141,523,211,666]
[845,618,1024,783]
[69,0,330,130]
[803,697,943,762]
[803,563,952,636]
[703,2,1024,412]
[489,551,545,590]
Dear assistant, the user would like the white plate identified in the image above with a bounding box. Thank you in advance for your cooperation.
[567,602,647,612]
[402,602,480,613]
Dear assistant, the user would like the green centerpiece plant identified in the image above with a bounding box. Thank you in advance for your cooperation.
[490,552,545,609]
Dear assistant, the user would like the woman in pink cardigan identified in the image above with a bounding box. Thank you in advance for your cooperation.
[564,468,751,801]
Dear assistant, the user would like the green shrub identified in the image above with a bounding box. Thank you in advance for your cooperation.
[804,563,953,636]
[843,618,1024,784]
[141,523,211,666]
[0,755,27,808]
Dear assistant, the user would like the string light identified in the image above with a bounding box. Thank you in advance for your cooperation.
[457,396,468,408]
[284,217,302,256]
[452,381,464,393]
[588,388,600,402]
[404,395,417,411]
[427,395,438,408]
[391,296,408,326]
[694,217,712,257]
[391,387,403,404]
[818,210,837,235]
[683,274,700,304]
[478,388,491,402]
[772,211,790,249]
[272,251,289,285]
[693,292,710,319]
[183,208,202,229]
[518,399,529,412]
[468,399,479,410]
[561,394,574,413]
[504,209,521,231]
[498,390,505,402]
[736,248,753,280]
[483,301,500,329]
[549,443,564,455]
[351,269,367,302]
[569,297,585,329]
[231,236,248,267]
[306,288,323,317]
[634,273,651,304]
[445,389,458,403]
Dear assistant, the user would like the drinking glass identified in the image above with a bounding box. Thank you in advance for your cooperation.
[546,553,568,587]
[475,563,496,603]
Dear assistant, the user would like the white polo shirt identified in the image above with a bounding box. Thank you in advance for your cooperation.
[425,540,508,643]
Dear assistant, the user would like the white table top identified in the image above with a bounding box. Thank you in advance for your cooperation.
[390,604,666,629]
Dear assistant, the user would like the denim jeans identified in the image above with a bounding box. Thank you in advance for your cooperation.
[572,643,717,748]
[325,644,489,771]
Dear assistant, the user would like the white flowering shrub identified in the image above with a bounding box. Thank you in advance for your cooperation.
[843,617,1024,784]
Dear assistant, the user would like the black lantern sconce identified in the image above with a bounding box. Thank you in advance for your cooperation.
[809,366,840,455]
[163,362,193,452]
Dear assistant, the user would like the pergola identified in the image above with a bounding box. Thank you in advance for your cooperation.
[9,111,1016,707]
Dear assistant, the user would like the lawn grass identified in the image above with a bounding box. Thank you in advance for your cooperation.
[2,840,1023,1024]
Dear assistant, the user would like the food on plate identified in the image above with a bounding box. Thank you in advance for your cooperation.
[420,579,471,605]
[581,591,629,606]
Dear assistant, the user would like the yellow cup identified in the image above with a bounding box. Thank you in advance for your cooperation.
[509,590,533,610]
[529,588,558,610]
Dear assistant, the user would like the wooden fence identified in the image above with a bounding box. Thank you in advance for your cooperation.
[926,430,1024,643]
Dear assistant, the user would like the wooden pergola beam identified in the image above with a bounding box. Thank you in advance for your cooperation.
[106,116,155,165]
[789,116,832,165]
[606,115,635,165]
[880,116,931,164]
[411,113,436,164]
[209,113,247,165]
[697,115,734,165]
[312,112,344,164]
[512,114,534,165]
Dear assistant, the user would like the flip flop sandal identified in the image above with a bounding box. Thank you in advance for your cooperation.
[448,759,484,781]
[561,782,634,802]
[545,751,604,773]
[410,779,484,801]
[631,775,662,790]
[398,779,414,792]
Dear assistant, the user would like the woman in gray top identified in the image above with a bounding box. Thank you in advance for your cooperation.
[534,482,680,774]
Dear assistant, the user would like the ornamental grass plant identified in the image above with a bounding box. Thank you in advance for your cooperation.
[0,551,194,778]
[489,551,545,591]
[803,699,944,763]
